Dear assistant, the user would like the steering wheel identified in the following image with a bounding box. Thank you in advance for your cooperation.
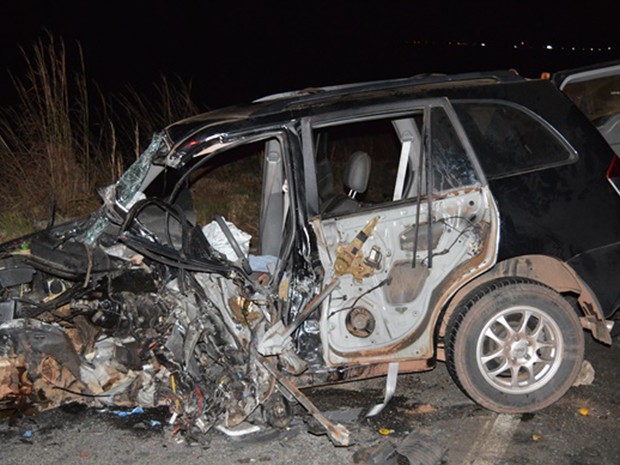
[214,215,253,275]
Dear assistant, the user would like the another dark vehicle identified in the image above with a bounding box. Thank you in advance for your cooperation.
[1,70,618,445]
[553,60,620,155]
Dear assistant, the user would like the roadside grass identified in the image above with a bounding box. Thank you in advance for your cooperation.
[0,34,202,242]
[116,76,200,157]
[0,212,36,243]
[0,35,104,217]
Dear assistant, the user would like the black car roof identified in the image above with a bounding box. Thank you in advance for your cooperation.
[165,70,525,144]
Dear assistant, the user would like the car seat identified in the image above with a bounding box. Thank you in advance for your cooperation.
[324,150,371,215]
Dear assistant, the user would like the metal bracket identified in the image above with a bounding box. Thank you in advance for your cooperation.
[257,278,339,355]
[581,316,614,345]
[257,356,351,446]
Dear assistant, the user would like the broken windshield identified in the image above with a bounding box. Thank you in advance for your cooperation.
[81,133,165,245]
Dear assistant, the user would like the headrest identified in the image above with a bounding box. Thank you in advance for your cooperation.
[343,151,371,194]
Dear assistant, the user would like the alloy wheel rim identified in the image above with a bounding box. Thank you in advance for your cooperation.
[476,305,564,394]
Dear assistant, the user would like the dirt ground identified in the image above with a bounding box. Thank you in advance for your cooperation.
[1,335,618,465]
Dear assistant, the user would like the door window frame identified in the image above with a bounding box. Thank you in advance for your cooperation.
[301,97,487,217]
[176,125,301,270]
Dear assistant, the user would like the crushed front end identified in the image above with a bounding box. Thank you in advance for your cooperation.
[0,131,345,443]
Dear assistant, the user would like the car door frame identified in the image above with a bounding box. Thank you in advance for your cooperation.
[300,97,500,367]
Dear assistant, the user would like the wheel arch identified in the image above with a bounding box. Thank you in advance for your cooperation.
[435,254,612,348]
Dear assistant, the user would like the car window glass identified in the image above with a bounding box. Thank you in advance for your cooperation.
[430,106,479,192]
[562,74,620,124]
[453,101,576,179]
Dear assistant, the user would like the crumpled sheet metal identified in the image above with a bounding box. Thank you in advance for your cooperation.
[0,272,352,445]
[0,319,82,379]
[0,319,169,411]
[0,354,27,400]
[0,319,89,408]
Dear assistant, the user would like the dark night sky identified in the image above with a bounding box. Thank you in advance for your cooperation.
[2,1,620,108]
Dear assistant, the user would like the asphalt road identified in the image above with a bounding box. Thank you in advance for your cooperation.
[1,335,619,465]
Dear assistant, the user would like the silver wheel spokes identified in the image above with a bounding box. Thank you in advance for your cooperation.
[477,306,563,394]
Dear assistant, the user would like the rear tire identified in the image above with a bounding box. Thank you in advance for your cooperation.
[445,279,584,413]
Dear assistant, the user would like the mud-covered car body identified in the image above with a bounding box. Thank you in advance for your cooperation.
[1,70,618,445]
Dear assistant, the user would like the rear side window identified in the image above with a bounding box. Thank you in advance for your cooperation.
[430,106,479,191]
[453,101,577,180]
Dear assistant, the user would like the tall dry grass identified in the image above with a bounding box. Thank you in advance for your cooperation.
[116,76,200,158]
[0,34,201,239]
[0,35,99,217]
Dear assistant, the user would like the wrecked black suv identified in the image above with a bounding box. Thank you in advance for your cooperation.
[1,70,619,446]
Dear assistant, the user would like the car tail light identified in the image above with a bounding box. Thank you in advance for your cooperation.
[606,155,620,196]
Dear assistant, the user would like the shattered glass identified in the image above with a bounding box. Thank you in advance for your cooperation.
[81,133,164,245]
[116,133,163,206]
[81,214,109,246]
[430,107,479,192]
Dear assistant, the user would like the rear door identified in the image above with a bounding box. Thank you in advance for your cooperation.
[303,99,499,366]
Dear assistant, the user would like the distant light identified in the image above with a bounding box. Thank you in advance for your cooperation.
[609,46,613,51]
[572,47,576,51]
[546,44,553,50]
[514,45,518,49]
[481,42,486,47]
